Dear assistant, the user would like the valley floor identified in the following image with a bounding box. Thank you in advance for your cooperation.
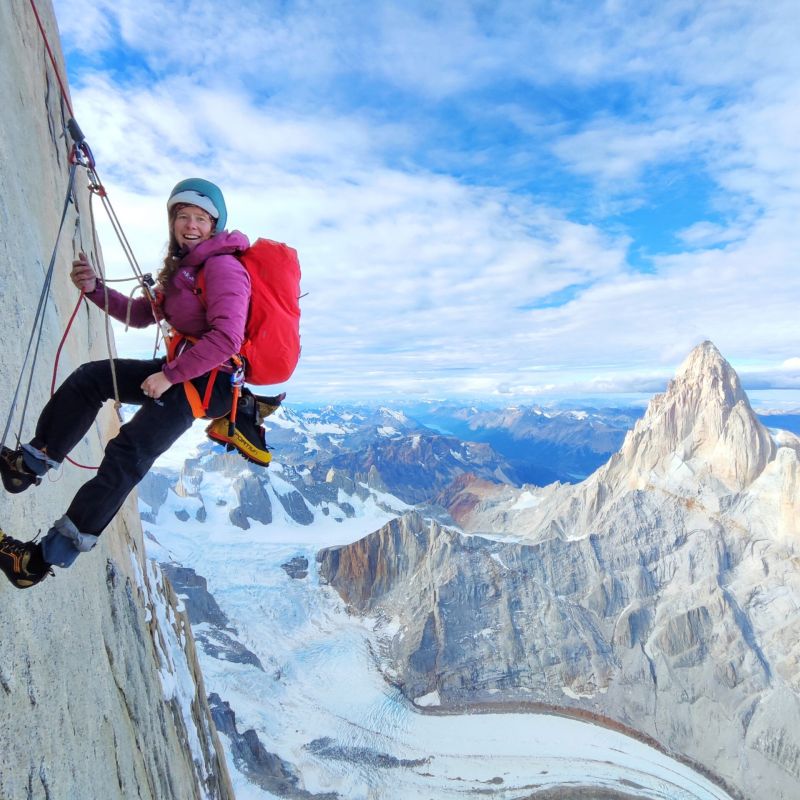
[142,467,736,800]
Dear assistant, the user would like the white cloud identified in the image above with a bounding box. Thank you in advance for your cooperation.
[552,114,709,183]
[677,221,742,248]
[50,0,800,403]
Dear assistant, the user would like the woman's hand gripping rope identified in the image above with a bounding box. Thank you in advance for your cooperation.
[70,251,97,293]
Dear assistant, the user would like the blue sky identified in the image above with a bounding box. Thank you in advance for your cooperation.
[51,0,800,404]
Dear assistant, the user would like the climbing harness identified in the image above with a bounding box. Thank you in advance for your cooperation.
[166,328,278,466]
[166,328,246,423]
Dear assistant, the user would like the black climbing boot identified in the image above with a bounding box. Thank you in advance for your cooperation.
[0,531,53,589]
[0,447,42,494]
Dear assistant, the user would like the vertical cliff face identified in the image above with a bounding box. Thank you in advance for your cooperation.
[319,512,436,609]
[0,3,233,798]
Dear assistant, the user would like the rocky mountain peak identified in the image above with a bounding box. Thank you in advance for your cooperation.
[612,340,774,492]
[672,339,745,402]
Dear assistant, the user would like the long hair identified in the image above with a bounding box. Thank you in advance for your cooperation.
[155,204,216,288]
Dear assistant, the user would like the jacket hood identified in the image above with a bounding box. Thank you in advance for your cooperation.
[180,229,250,267]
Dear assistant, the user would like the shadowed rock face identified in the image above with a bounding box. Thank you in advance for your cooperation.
[234,474,273,525]
[281,556,310,579]
[209,695,337,800]
[160,564,264,669]
[318,513,434,609]
[161,565,231,627]
[275,488,314,525]
[318,343,800,800]
[320,512,656,705]
[139,472,173,515]
[313,433,515,504]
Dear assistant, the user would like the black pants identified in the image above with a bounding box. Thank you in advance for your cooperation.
[31,358,231,536]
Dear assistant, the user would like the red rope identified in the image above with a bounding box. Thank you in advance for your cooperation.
[51,293,84,397]
[52,292,99,470]
[27,0,74,118]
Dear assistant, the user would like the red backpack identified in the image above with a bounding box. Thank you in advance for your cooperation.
[237,238,302,385]
[198,237,302,385]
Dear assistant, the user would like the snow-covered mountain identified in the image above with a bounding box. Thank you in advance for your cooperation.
[447,340,795,536]
[318,342,800,799]
[404,401,642,484]
[141,455,734,800]
[261,405,426,465]
[262,402,644,490]
[308,432,516,505]
[135,346,785,799]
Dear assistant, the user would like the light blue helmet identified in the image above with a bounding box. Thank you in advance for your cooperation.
[167,178,227,231]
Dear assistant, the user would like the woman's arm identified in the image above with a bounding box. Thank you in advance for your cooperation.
[71,252,156,328]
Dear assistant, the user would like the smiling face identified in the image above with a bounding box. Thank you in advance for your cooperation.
[172,204,215,250]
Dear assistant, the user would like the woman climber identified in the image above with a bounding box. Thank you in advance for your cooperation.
[0,178,252,589]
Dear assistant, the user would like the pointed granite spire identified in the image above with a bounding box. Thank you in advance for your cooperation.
[612,341,775,492]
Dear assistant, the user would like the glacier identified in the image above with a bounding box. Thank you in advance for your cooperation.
[141,439,735,799]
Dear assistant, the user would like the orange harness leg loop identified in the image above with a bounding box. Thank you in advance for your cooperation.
[167,330,221,420]
[181,368,219,419]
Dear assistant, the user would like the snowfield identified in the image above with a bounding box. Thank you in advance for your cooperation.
[140,436,734,800]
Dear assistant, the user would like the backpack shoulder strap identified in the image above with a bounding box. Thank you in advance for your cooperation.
[193,254,247,307]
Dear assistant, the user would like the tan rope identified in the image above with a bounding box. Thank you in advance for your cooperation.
[87,190,122,418]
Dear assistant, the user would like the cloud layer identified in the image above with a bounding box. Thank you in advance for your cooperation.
[51,0,800,403]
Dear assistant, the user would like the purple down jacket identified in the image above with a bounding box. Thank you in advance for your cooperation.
[84,230,251,384]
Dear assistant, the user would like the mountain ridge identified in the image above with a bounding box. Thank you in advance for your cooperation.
[610,340,775,494]
[317,342,800,799]
[449,341,794,540]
